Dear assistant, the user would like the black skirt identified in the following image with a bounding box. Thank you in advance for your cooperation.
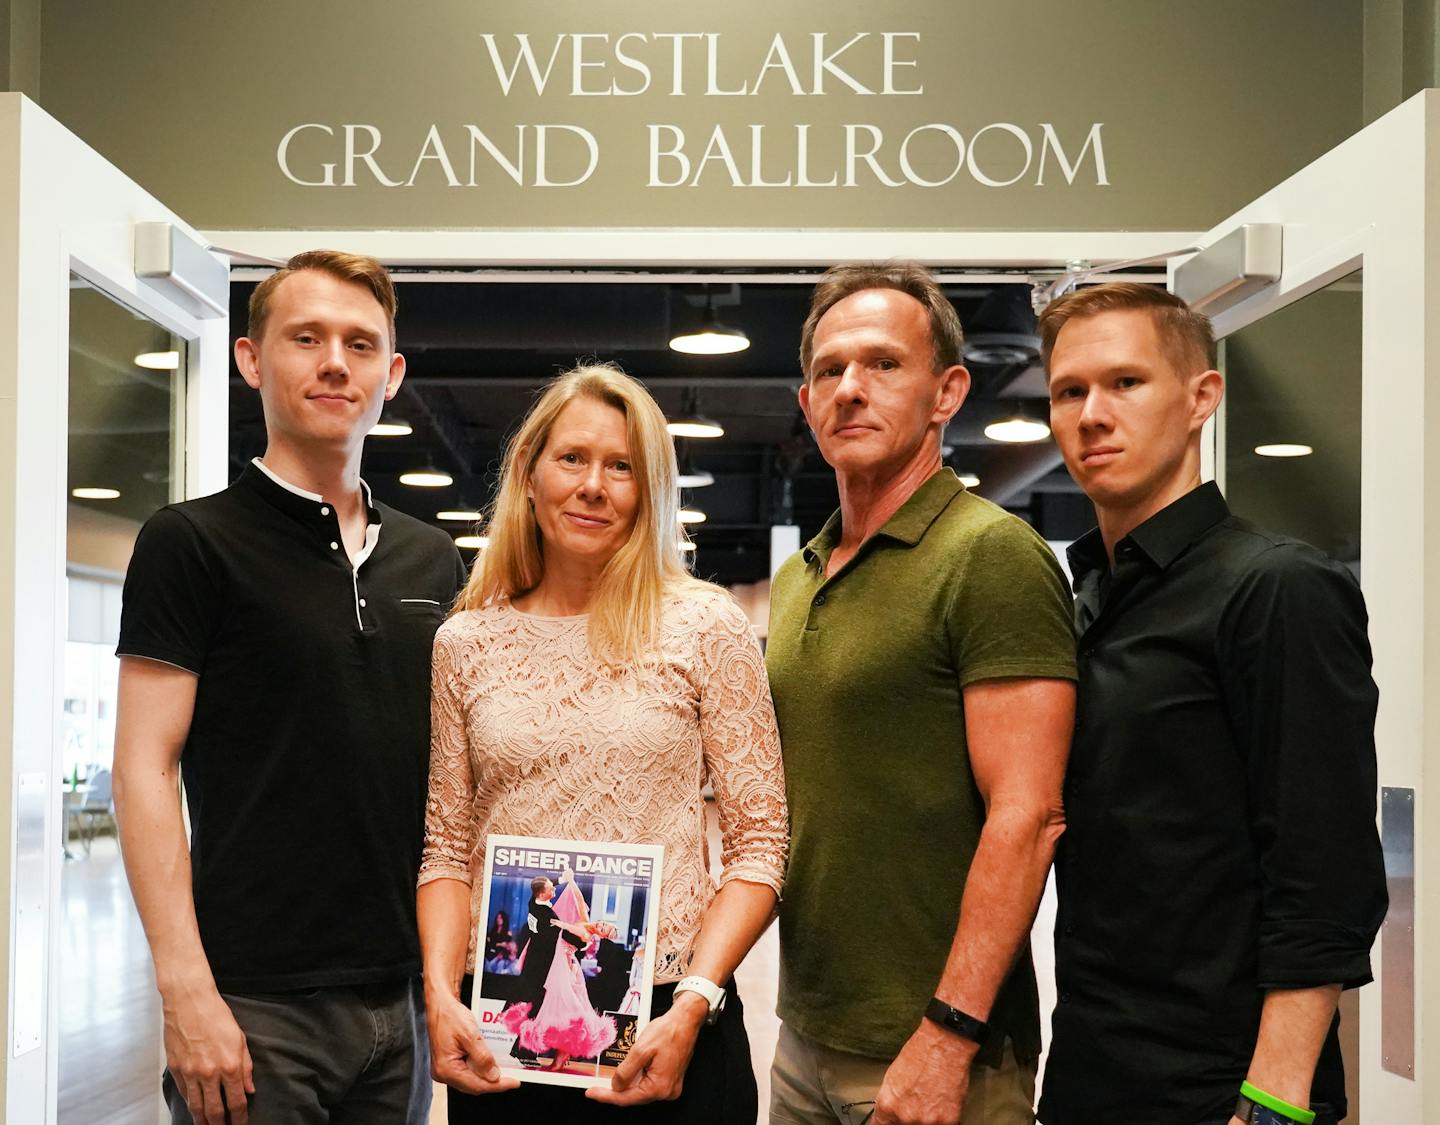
[448,976,758,1124]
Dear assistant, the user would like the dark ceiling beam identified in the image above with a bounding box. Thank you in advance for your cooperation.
[402,384,476,475]
[977,444,1068,509]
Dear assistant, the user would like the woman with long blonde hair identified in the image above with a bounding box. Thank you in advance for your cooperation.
[417,364,788,1123]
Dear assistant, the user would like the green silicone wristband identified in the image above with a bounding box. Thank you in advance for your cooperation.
[1240,1081,1317,1125]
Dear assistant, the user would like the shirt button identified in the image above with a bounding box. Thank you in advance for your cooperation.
[320,506,330,516]
[359,598,367,607]
[813,593,826,607]
[330,541,339,551]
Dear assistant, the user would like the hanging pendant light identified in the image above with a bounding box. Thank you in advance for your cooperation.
[984,402,1051,444]
[369,415,413,437]
[676,447,715,489]
[670,286,750,355]
[667,388,725,439]
[677,468,715,488]
[400,464,454,488]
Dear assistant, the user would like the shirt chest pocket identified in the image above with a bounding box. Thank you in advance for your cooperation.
[393,597,448,629]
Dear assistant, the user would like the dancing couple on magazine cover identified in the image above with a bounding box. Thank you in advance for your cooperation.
[503,865,617,1072]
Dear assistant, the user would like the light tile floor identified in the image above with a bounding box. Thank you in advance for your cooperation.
[58,836,163,1125]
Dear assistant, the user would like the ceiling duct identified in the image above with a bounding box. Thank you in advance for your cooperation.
[352,285,673,352]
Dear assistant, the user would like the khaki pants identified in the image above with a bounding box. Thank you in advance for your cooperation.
[769,1021,1036,1125]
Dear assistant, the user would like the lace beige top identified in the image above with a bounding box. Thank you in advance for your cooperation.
[419,586,788,982]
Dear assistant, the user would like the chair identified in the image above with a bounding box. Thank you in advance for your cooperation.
[76,769,115,855]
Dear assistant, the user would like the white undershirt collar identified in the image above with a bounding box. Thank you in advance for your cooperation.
[252,457,381,568]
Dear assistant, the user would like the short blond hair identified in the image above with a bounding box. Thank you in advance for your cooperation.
[1038,282,1216,377]
[248,249,398,350]
[454,364,705,664]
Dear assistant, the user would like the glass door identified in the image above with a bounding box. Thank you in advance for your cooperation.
[1179,90,1440,1123]
[0,94,229,1123]
[59,278,192,1125]
[1212,270,1365,1113]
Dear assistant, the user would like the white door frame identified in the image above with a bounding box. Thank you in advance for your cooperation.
[204,227,1199,276]
[0,93,228,1123]
[1175,89,1439,1122]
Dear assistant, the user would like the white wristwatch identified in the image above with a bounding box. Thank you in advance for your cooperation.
[673,975,727,1024]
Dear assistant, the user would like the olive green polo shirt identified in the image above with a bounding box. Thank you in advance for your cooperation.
[766,467,1077,1064]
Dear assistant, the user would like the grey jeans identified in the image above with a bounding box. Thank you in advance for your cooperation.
[164,977,431,1125]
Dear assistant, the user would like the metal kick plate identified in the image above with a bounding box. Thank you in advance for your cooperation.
[12,772,46,1056]
[1380,786,1415,1078]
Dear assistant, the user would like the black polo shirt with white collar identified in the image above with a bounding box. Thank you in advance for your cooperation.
[1038,482,1387,1124]
[118,460,467,992]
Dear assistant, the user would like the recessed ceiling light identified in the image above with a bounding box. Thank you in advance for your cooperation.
[1255,443,1313,458]
[677,469,715,489]
[678,508,707,524]
[667,418,725,439]
[370,419,413,437]
[437,509,484,522]
[134,351,180,370]
[984,418,1051,443]
[71,487,121,500]
[678,541,697,552]
[959,473,981,488]
[400,468,454,488]
[455,535,489,549]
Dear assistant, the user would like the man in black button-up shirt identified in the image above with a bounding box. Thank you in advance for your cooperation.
[1034,283,1386,1125]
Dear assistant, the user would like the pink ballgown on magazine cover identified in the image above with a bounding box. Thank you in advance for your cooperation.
[501,880,617,1061]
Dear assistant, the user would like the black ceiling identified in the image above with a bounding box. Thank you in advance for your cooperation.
[228,278,1095,585]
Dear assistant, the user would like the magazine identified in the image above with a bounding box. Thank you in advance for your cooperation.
[472,834,665,1089]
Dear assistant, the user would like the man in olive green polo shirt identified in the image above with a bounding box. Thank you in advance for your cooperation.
[767,262,1077,1125]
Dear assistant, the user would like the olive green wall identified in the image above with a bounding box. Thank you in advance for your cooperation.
[1365,0,1440,123]
[17,0,1378,232]
[0,0,41,99]
[6,1,1435,232]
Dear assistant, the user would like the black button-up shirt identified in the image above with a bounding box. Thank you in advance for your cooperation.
[1038,483,1387,1125]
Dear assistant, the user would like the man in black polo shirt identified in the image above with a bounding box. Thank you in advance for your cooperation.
[1036,282,1387,1125]
[113,251,467,1125]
